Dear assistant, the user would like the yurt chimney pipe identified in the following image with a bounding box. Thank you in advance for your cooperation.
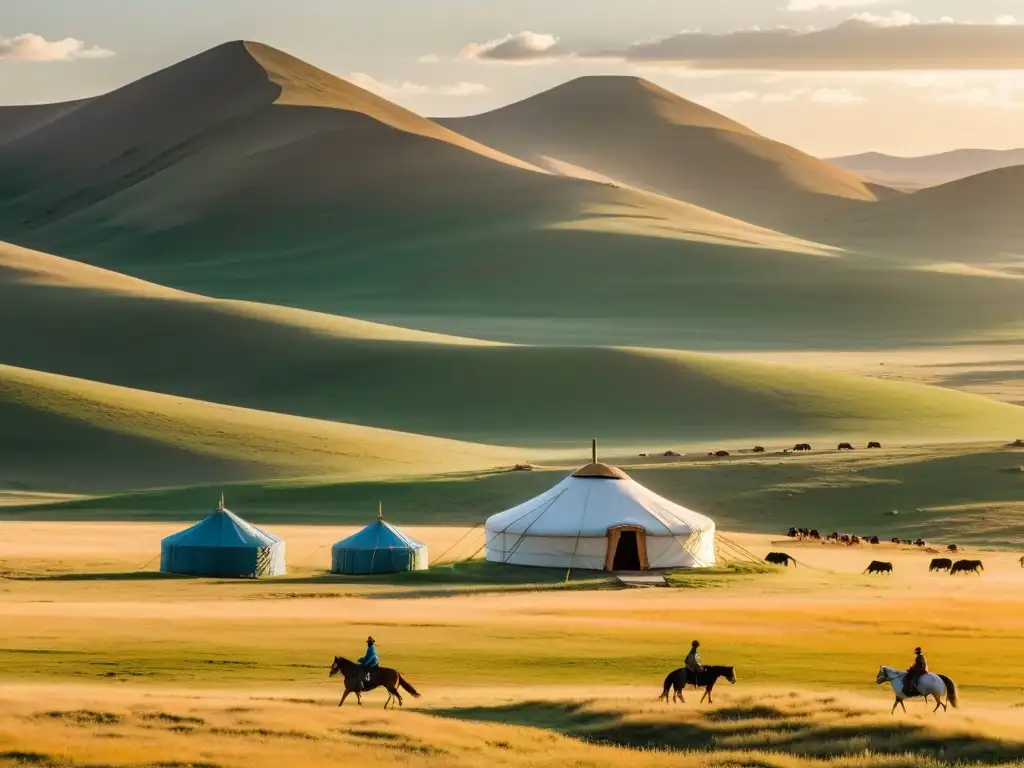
[592,439,596,464]
[378,501,383,520]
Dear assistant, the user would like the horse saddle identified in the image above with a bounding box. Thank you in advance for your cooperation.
[903,675,922,697]
[684,668,703,687]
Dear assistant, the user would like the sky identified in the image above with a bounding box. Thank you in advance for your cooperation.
[4,0,1024,156]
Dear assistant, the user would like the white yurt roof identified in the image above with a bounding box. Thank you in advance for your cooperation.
[485,463,714,538]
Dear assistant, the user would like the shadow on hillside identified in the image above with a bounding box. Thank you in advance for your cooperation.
[432,698,1024,765]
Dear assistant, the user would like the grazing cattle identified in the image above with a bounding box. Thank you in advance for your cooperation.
[826,532,839,541]
[663,450,681,457]
[799,527,810,537]
[753,446,766,453]
[850,535,861,545]
[793,443,812,451]
[808,529,821,540]
[787,527,799,538]
[914,539,926,547]
[865,561,893,575]
[837,442,855,451]
[714,450,730,457]
[1020,556,1024,568]
[950,559,983,575]
[947,544,959,553]
[867,441,883,449]
[891,538,901,545]
[638,453,648,457]
[901,540,913,546]
[869,536,880,545]
[929,558,953,572]
[765,552,796,567]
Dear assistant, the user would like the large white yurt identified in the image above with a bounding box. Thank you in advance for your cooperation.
[486,443,715,571]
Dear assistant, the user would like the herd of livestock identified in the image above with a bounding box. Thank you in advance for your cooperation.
[765,526,1021,575]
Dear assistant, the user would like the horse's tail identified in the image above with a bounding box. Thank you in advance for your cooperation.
[659,672,673,700]
[398,675,421,698]
[938,675,958,708]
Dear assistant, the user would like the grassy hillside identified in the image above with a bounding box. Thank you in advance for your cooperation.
[5,46,1023,348]
[6,242,1024,446]
[440,76,883,231]
[836,167,1024,266]
[0,363,513,493]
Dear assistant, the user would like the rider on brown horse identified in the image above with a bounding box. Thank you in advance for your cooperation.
[355,636,379,692]
[685,640,704,686]
[906,647,927,695]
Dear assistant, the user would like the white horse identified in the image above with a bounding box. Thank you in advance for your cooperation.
[876,666,959,714]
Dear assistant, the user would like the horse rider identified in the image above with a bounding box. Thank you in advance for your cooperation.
[905,646,928,695]
[685,640,704,686]
[355,636,379,692]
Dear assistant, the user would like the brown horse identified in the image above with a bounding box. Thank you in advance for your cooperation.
[329,656,420,709]
[659,665,737,704]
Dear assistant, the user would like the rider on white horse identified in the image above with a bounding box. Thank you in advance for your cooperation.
[876,653,958,714]
[905,647,928,695]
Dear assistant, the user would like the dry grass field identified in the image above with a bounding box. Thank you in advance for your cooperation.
[3,524,1024,767]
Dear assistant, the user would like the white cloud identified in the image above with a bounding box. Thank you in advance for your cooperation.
[416,54,440,64]
[460,31,561,62]
[0,33,114,61]
[849,11,919,27]
[348,72,490,99]
[702,86,865,106]
[786,0,896,9]
[810,87,866,103]
[580,17,1024,71]
[995,15,1018,26]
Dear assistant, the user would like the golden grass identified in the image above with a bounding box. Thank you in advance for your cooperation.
[3,526,1024,767]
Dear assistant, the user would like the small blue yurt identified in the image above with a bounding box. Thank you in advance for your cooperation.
[331,506,428,575]
[161,495,286,578]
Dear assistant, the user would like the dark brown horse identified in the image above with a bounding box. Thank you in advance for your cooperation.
[329,656,420,709]
[659,665,737,704]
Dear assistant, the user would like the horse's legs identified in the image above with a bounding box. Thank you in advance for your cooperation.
[394,688,404,708]
[899,699,908,714]
[356,691,363,707]
[891,697,899,714]
[339,689,351,707]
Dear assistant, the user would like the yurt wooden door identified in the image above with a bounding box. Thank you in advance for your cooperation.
[604,525,650,571]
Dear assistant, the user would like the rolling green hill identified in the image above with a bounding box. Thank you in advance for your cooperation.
[0,362,514,493]
[4,240,1024,450]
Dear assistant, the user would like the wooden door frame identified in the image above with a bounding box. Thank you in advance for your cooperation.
[604,525,650,571]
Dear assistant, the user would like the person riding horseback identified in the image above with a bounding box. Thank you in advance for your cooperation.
[355,636,379,692]
[685,640,704,687]
[905,647,928,695]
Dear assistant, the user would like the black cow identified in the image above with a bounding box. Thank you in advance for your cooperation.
[867,441,882,449]
[765,552,795,567]
[914,539,926,547]
[864,561,893,575]
[787,527,799,538]
[929,558,952,572]
[869,536,880,545]
[948,544,959,553]
[837,442,855,451]
[752,446,766,453]
[950,559,983,575]
[891,537,901,545]
[808,529,821,540]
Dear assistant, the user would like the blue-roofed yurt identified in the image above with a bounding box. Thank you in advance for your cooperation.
[160,495,286,578]
[331,506,428,575]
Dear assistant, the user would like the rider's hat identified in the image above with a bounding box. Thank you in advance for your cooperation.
[367,636,375,644]
[692,640,700,646]
[914,647,922,654]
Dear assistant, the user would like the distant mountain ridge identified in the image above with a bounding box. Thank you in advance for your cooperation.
[830,148,1024,188]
